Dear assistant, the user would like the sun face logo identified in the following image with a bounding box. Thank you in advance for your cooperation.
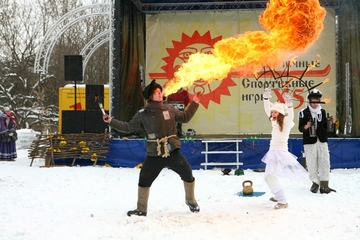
[149,30,237,109]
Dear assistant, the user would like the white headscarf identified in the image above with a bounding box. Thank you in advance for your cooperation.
[308,104,322,122]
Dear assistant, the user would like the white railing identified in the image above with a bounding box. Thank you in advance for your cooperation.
[200,139,243,170]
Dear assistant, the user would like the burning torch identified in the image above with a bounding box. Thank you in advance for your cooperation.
[98,102,106,115]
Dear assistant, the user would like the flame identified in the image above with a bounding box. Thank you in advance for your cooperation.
[308,77,330,91]
[322,78,330,84]
[163,0,326,96]
[322,98,331,104]
[288,56,297,67]
[308,55,321,69]
[282,77,296,88]
[304,54,321,75]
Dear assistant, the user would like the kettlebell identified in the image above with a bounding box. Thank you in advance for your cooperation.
[242,180,254,195]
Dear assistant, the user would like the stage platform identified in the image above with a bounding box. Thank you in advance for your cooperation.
[19,130,358,169]
[102,136,360,170]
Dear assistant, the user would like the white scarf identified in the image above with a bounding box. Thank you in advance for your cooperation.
[308,104,322,122]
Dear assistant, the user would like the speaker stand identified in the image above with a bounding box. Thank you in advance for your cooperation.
[74,81,77,111]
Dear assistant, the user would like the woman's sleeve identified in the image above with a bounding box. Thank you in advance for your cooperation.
[287,106,294,121]
[264,99,271,117]
[285,105,295,127]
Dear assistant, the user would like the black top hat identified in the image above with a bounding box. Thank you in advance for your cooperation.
[307,89,322,99]
[142,79,162,100]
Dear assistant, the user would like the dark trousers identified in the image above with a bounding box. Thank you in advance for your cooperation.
[138,149,194,187]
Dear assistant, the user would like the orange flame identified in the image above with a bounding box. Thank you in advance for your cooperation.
[163,0,326,96]
[322,78,330,84]
[322,98,331,104]
[304,54,321,75]
[289,56,297,67]
[282,77,296,88]
[308,77,330,91]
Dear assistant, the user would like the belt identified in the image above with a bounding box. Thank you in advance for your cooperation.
[148,134,177,158]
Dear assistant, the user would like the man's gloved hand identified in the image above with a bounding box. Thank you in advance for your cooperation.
[263,88,272,99]
[284,94,293,108]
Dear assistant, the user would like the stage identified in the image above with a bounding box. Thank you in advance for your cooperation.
[102,136,360,170]
[19,128,358,169]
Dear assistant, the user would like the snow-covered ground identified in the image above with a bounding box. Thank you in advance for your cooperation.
[0,130,359,239]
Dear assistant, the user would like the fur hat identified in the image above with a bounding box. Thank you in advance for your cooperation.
[3,106,10,111]
[307,89,322,100]
[142,79,162,100]
[270,102,286,115]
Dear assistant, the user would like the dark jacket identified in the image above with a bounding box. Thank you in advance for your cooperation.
[298,106,328,145]
[109,100,199,156]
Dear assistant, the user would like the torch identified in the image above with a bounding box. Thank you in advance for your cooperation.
[98,102,106,115]
[308,78,329,91]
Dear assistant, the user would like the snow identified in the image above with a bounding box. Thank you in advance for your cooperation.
[1,130,359,240]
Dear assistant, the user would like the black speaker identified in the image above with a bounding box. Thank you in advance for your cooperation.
[62,110,85,134]
[64,55,83,81]
[84,111,109,133]
[62,110,109,134]
[86,85,104,110]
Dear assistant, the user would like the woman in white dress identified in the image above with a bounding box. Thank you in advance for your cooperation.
[262,88,308,210]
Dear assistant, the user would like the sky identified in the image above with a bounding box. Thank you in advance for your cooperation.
[0,129,359,240]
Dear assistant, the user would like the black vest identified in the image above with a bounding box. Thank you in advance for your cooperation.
[298,107,328,145]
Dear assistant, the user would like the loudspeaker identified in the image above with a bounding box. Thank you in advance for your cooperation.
[62,110,85,134]
[62,110,109,134]
[86,85,104,110]
[84,111,109,133]
[64,55,83,81]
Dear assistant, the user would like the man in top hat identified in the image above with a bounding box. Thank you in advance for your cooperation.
[298,89,336,194]
[103,79,202,216]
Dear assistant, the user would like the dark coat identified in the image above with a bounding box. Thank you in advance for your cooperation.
[109,100,199,156]
[298,106,328,145]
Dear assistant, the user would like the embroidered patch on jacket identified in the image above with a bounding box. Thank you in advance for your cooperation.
[163,110,170,120]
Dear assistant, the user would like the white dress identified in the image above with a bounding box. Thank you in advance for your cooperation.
[261,100,308,179]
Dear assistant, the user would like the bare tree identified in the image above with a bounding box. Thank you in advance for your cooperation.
[0,0,110,132]
[0,0,51,130]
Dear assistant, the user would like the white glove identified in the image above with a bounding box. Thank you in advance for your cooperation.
[263,88,272,99]
[284,94,293,108]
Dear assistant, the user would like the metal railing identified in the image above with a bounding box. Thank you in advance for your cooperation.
[200,139,243,170]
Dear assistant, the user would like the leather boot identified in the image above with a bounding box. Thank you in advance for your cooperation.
[320,181,336,194]
[127,187,150,216]
[310,182,319,193]
[184,180,200,213]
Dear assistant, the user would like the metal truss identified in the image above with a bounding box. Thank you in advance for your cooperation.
[34,0,348,76]
[33,3,111,75]
[80,30,110,76]
[132,0,349,13]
